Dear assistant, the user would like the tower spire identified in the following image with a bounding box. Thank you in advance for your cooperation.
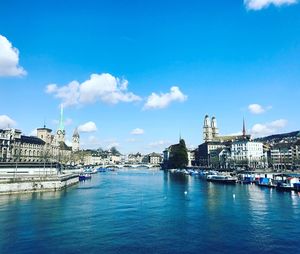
[59,104,64,131]
[242,118,246,137]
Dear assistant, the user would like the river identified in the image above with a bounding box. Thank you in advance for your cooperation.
[0,168,300,253]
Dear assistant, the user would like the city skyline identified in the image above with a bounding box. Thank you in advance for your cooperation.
[1,0,300,153]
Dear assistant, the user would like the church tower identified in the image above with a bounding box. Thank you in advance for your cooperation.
[72,127,80,152]
[56,104,65,143]
[211,116,219,139]
[242,118,246,138]
[203,115,213,142]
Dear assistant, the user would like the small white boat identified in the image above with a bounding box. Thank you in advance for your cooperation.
[206,174,237,184]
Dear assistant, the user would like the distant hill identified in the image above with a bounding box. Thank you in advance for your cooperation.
[255,130,300,143]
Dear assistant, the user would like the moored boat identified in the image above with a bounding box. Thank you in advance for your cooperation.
[79,173,92,181]
[206,174,237,184]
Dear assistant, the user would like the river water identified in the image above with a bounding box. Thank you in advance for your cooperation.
[0,169,300,254]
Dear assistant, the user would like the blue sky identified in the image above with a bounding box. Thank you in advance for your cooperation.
[0,0,300,153]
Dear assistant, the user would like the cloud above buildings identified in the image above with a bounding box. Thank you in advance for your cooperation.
[248,103,272,114]
[251,119,288,137]
[130,128,145,135]
[78,121,97,133]
[148,140,171,148]
[143,86,187,110]
[0,115,16,129]
[244,0,298,10]
[52,118,73,127]
[0,35,26,77]
[46,73,141,107]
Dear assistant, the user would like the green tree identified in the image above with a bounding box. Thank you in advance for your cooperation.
[168,139,188,169]
[110,146,121,156]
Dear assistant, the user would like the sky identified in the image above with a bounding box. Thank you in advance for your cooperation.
[0,0,300,154]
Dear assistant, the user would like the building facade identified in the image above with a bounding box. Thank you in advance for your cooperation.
[0,106,79,164]
[231,140,265,169]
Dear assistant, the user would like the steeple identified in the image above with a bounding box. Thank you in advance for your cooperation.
[56,104,66,143]
[72,127,80,152]
[73,127,80,138]
[211,116,219,139]
[59,104,64,131]
[242,118,246,137]
[203,115,213,142]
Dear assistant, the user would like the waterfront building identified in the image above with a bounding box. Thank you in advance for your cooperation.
[187,149,196,167]
[291,132,300,169]
[231,139,265,169]
[0,107,79,165]
[127,153,143,164]
[147,152,162,165]
[270,142,293,170]
[0,128,45,162]
[197,141,226,167]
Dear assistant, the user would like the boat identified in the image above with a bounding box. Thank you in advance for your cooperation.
[79,173,92,181]
[206,174,237,184]
[240,176,255,184]
[83,167,98,174]
[257,177,276,188]
[276,177,300,192]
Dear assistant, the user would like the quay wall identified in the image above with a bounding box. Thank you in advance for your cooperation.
[0,174,79,195]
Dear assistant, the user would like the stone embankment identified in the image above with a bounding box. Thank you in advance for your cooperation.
[0,173,79,195]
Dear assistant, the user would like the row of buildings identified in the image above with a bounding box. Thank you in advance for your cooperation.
[163,115,300,171]
[0,105,80,164]
[82,151,163,166]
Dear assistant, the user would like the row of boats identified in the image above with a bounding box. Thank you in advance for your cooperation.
[169,169,300,192]
[79,167,115,181]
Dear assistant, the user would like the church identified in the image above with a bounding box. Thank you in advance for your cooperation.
[0,105,80,163]
[203,115,251,142]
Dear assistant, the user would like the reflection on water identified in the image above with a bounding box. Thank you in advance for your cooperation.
[0,169,300,254]
[0,190,67,206]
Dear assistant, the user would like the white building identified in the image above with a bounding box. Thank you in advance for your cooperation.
[231,139,265,168]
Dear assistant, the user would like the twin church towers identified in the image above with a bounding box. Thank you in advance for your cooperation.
[203,115,219,142]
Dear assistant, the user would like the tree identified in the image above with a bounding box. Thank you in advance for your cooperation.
[110,146,121,156]
[168,139,188,169]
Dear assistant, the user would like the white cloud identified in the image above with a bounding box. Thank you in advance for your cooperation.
[130,128,144,135]
[46,81,80,107]
[30,129,37,136]
[126,138,140,143]
[0,35,26,77]
[248,104,272,114]
[106,142,120,149]
[251,119,288,137]
[149,140,171,148]
[144,86,187,110]
[79,135,101,149]
[46,73,141,107]
[78,121,97,133]
[244,0,298,10]
[0,115,16,129]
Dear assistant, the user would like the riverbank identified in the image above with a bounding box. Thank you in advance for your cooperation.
[0,173,79,195]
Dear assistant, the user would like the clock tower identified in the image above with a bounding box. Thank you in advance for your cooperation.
[56,104,65,143]
[72,127,80,152]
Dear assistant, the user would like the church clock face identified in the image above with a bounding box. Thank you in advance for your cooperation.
[57,130,65,135]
